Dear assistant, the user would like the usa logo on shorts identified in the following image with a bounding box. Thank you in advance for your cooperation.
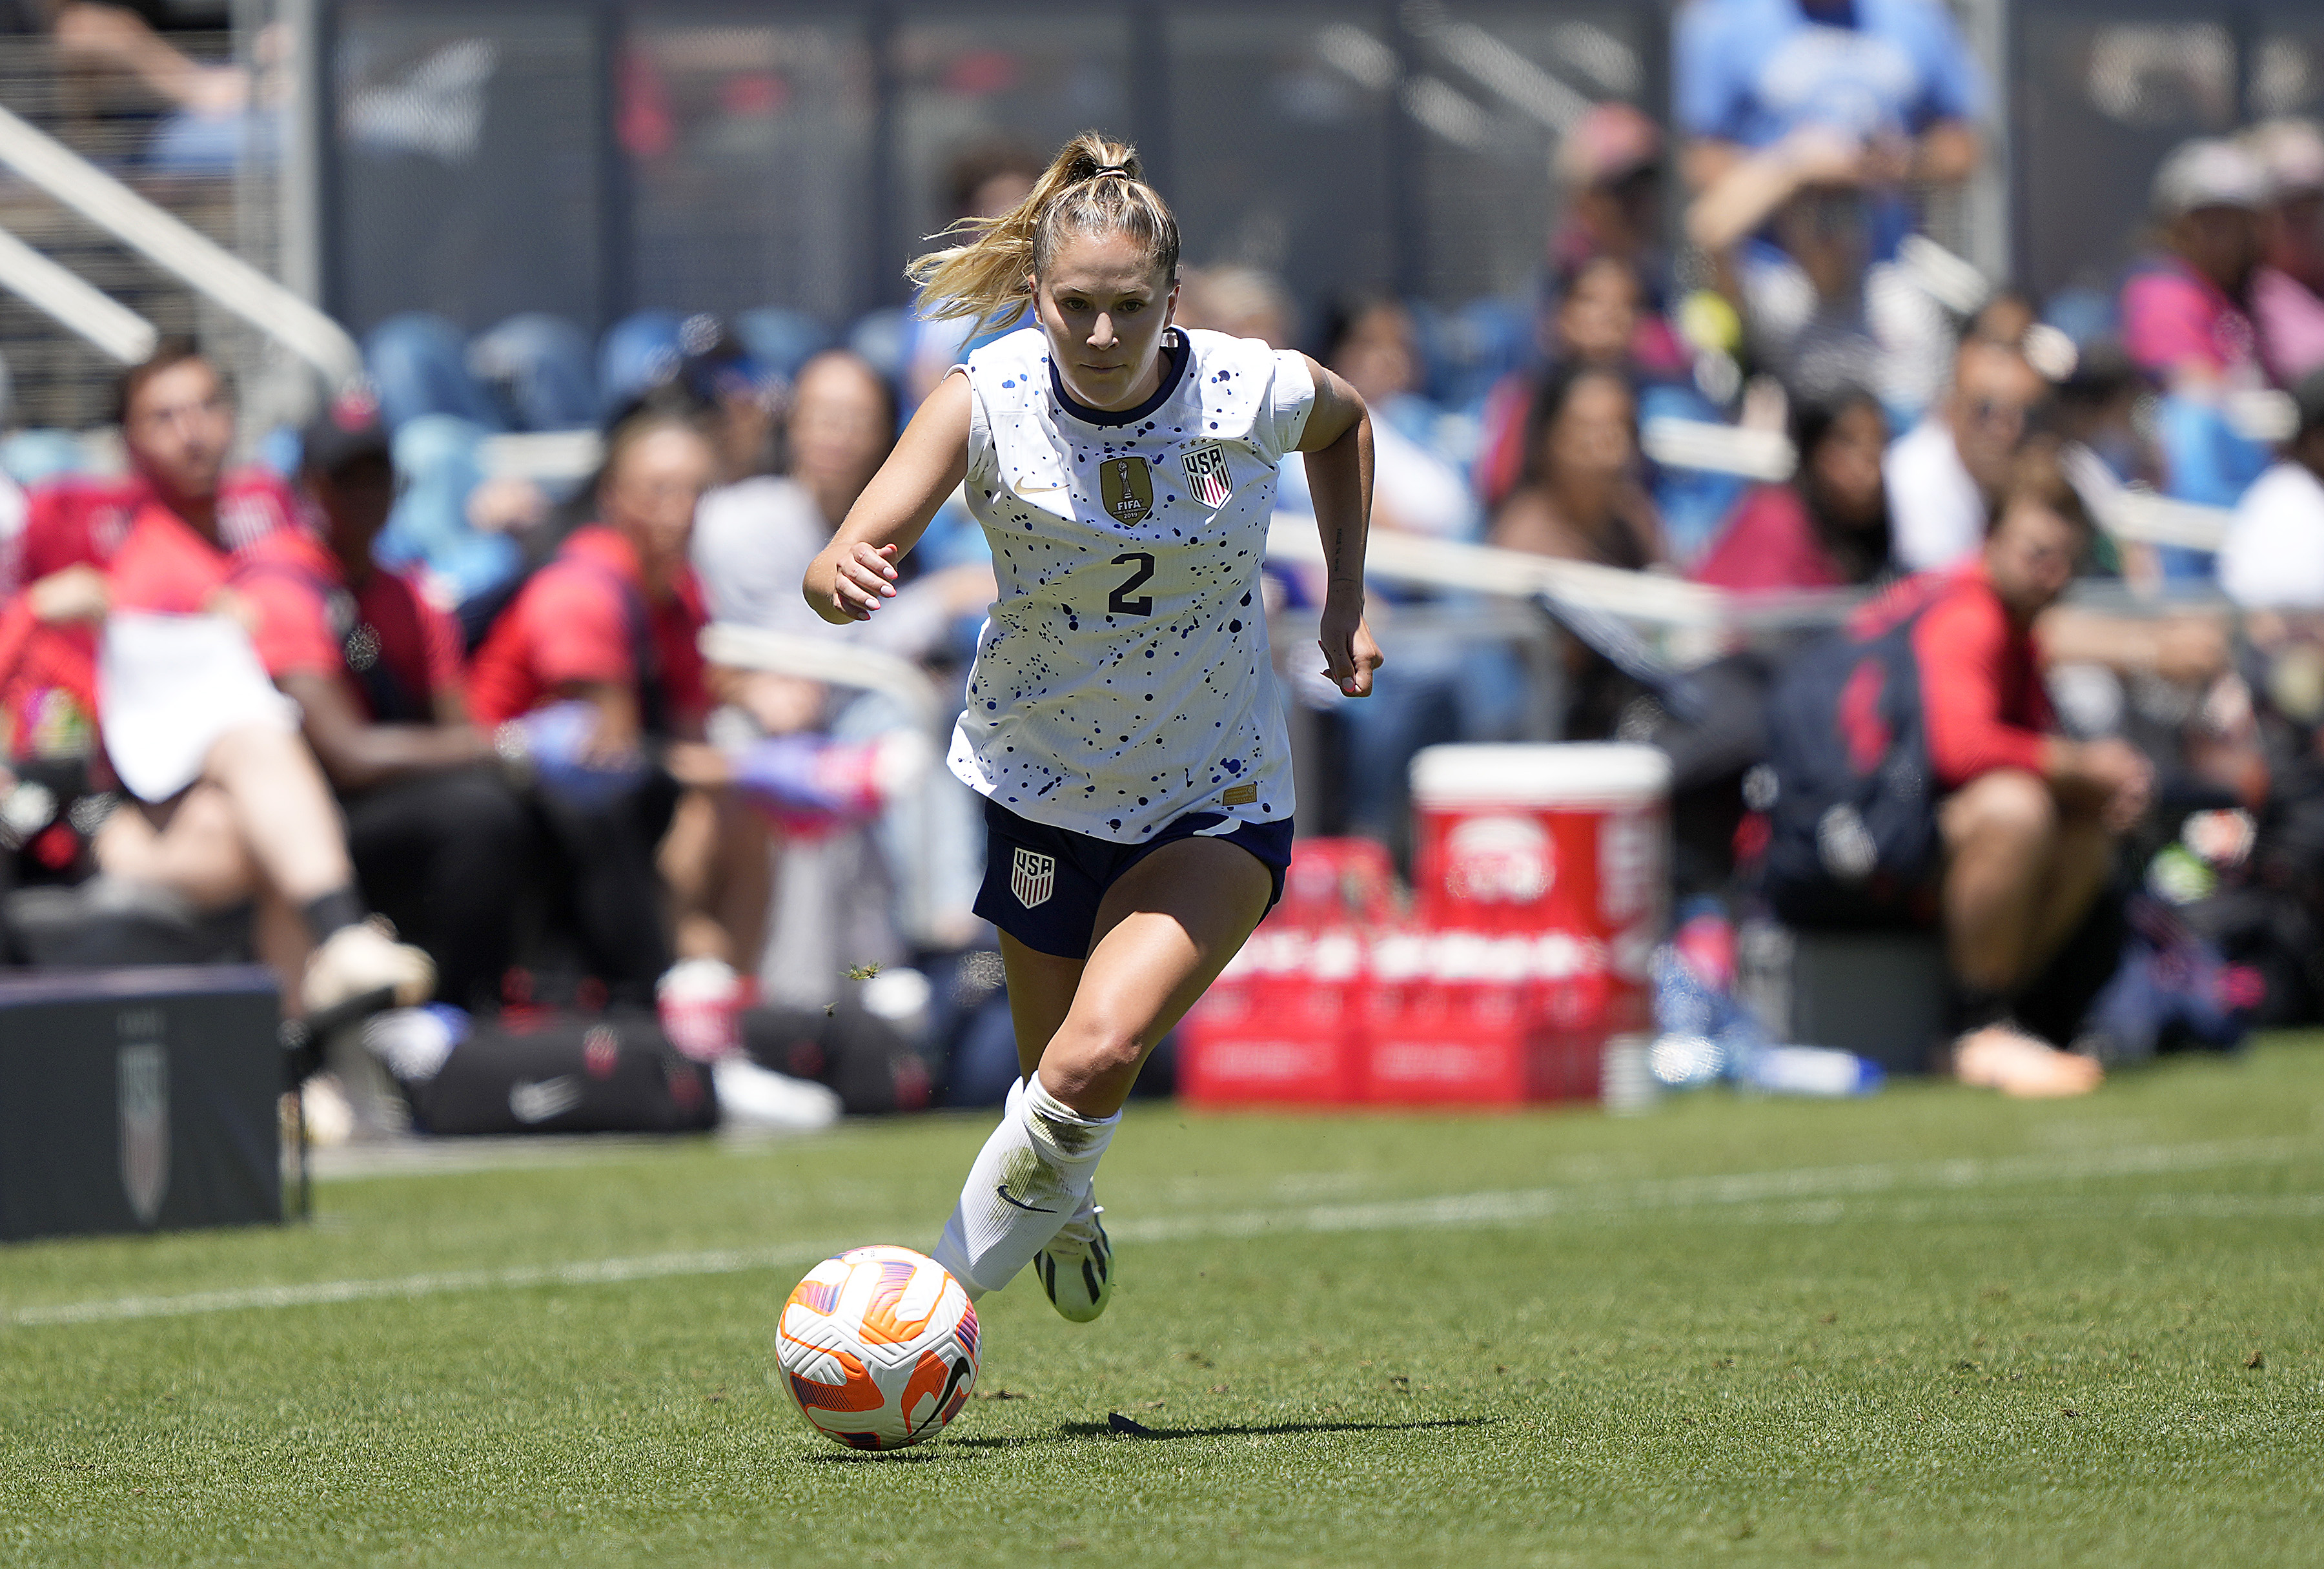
[1011,847,1056,908]
[1181,444,1233,508]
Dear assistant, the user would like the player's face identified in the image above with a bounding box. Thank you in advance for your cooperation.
[1033,231,1179,411]
[125,358,233,504]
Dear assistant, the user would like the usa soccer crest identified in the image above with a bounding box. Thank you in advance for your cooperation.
[1180,444,1233,508]
[1011,847,1056,908]
[117,1039,168,1227]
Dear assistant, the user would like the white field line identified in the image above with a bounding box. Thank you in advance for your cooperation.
[1110,1135,2318,1244]
[6,1137,2312,1329]
[5,1243,846,1328]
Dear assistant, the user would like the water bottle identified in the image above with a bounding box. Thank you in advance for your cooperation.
[1731,1042,1885,1097]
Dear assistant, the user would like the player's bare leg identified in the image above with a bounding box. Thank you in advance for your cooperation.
[1040,837,1272,1114]
[933,837,1272,1313]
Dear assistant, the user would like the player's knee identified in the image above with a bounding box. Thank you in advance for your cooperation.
[1950,768,2055,848]
[1043,1015,1147,1094]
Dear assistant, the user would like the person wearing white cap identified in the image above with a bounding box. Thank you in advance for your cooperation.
[2119,138,2273,576]
[2248,119,2324,388]
[2123,138,2267,391]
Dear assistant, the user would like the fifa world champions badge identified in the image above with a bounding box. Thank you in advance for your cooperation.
[1099,456,1153,524]
[1012,848,1056,908]
[1180,443,1232,508]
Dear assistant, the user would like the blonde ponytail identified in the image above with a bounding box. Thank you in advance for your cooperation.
[906,131,1181,338]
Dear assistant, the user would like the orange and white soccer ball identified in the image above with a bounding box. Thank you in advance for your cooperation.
[777,1245,981,1451]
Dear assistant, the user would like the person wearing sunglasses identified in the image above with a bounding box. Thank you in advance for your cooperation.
[1883,309,2050,575]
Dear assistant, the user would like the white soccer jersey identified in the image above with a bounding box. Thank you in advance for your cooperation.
[946,325,1313,842]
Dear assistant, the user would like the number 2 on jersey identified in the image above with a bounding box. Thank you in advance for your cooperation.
[1107,551,1156,617]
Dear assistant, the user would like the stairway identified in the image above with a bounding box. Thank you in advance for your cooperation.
[0,30,269,435]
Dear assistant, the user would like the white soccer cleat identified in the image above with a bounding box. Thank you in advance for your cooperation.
[1035,1193,1113,1322]
[301,918,436,1014]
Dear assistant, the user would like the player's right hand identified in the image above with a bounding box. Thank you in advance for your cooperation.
[813,541,901,622]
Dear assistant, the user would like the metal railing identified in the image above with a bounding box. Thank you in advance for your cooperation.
[0,100,359,389]
[0,221,154,364]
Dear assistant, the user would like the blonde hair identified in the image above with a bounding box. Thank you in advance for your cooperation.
[906,131,1181,338]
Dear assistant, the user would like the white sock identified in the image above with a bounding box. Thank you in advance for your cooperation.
[931,1075,1119,1298]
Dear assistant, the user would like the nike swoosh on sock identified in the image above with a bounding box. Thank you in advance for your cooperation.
[995,1185,1060,1214]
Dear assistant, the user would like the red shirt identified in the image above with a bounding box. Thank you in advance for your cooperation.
[1847,560,2052,790]
[0,467,300,762]
[1690,484,1849,592]
[234,529,463,722]
[8,468,300,590]
[465,525,709,731]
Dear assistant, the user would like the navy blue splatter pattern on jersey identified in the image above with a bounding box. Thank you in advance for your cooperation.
[946,326,1312,842]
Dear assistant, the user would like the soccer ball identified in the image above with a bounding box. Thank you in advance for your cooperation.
[776,1245,981,1451]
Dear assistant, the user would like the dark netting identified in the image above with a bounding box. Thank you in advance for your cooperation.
[1403,5,1655,307]
[889,8,1131,301]
[1165,11,1396,304]
[2013,14,2245,301]
[334,3,603,335]
[626,18,875,324]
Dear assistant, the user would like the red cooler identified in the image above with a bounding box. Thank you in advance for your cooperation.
[1403,744,1669,1096]
[1411,744,1670,935]
[1177,931,1365,1105]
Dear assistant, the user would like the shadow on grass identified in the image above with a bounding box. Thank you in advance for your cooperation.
[950,1415,1496,1448]
[799,1447,955,1464]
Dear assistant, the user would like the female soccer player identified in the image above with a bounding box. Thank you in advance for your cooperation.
[805,132,1381,1321]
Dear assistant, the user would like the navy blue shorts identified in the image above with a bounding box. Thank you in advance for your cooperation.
[974,797,1294,959]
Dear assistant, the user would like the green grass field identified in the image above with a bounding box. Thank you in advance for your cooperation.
[4,1040,2322,1568]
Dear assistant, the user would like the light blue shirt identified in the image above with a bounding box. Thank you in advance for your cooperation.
[1677,0,1984,151]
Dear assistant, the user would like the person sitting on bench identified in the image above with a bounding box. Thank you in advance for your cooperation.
[0,338,433,1014]
[234,393,533,1013]
[1764,437,2151,1096]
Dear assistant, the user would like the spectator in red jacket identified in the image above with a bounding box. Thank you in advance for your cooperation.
[0,340,433,1014]
[1920,442,2149,1092]
[468,402,768,1003]
[235,394,532,1010]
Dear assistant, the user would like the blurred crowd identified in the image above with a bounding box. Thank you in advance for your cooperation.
[7,0,2324,1127]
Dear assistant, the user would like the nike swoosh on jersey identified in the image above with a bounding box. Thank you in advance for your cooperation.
[995,1185,1061,1214]
[1014,481,1069,493]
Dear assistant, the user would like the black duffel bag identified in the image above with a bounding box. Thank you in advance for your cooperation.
[377,1006,719,1136]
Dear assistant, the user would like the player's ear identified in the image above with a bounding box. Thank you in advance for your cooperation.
[1163,274,1181,328]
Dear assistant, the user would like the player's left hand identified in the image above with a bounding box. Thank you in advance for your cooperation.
[1319,607,1383,698]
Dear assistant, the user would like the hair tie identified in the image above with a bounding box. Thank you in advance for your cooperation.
[1089,164,1133,179]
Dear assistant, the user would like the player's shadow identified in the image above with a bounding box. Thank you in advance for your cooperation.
[952,1415,1494,1447]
